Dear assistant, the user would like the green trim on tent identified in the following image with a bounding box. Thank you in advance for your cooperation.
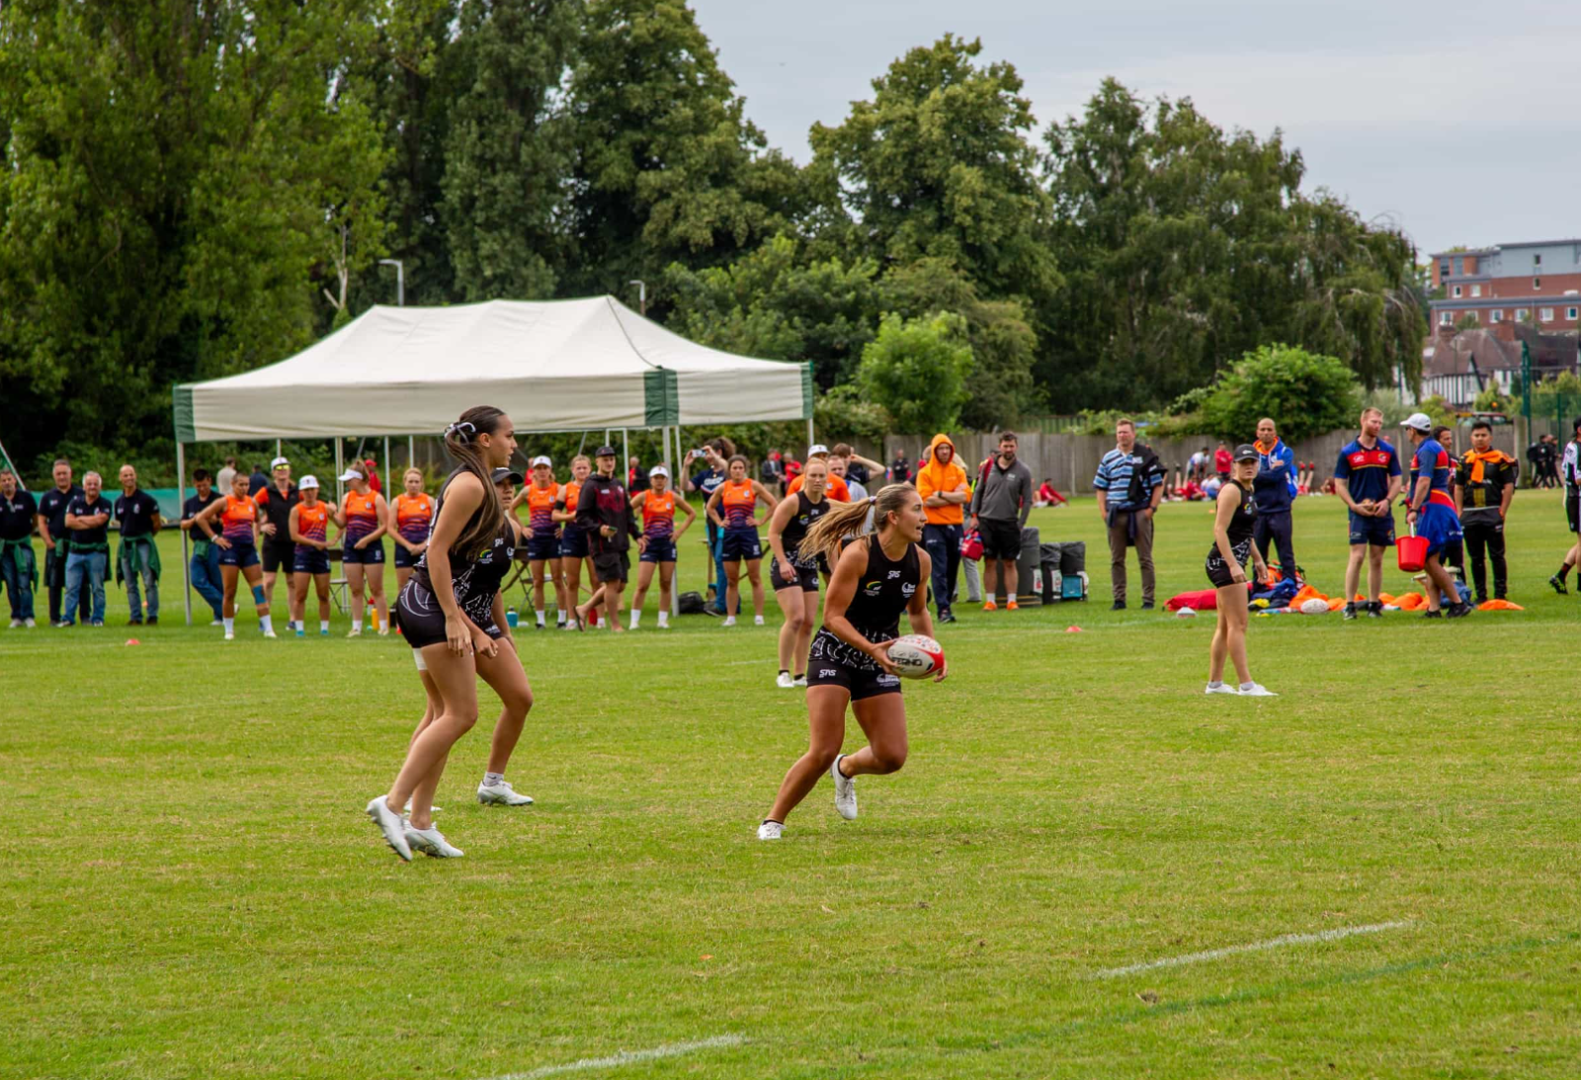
[801,362,815,420]
[643,368,679,426]
[172,385,196,443]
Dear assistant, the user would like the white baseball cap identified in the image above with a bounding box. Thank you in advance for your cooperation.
[337,467,365,482]
[649,465,670,479]
[299,475,320,489]
[270,456,290,469]
[807,443,829,457]
[1401,412,1433,433]
[530,455,552,468]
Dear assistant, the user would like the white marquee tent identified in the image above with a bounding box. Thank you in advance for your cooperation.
[169,295,814,624]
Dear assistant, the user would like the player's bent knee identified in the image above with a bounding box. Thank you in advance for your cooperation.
[872,748,907,774]
[807,746,840,772]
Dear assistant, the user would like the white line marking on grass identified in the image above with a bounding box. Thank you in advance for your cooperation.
[1094,921,1413,979]
[473,1034,745,1080]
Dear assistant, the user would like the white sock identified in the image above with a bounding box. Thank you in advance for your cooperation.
[535,609,545,626]
[557,611,567,626]
[1207,680,1224,688]
[352,618,362,632]
[223,617,234,634]
[483,772,504,787]
[1239,681,1256,691]
[657,611,669,627]
[320,619,330,633]
[260,614,273,634]
[630,609,641,629]
[986,592,997,604]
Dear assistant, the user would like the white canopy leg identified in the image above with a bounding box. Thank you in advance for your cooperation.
[177,441,192,626]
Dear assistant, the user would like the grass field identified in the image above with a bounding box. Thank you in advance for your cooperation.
[4,491,1579,1079]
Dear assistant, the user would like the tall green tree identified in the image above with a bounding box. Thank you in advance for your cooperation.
[440,0,580,301]
[806,35,1060,312]
[1044,78,1422,409]
[855,312,975,435]
[562,0,801,298]
[0,0,387,453]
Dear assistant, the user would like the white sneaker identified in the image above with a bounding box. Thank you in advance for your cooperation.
[24,618,36,628]
[792,675,808,688]
[403,823,464,858]
[722,615,736,627]
[365,795,412,861]
[757,820,784,840]
[831,754,857,820]
[776,671,795,689]
[1204,683,1238,695]
[754,615,765,626]
[560,620,577,631]
[477,779,534,806]
[1240,683,1278,697]
[402,799,440,816]
[347,627,362,638]
[657,616,669,629]
[262,629,277,639]
[224,630,235,641]
[377,628,390,637]
[210,618,223,626]
[8,619,20,629]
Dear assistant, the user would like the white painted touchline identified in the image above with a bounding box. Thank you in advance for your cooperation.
[472,1034,745,1080]
[1094,921,1413,979]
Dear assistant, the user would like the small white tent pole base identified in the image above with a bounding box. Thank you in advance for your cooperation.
[177,441,192,626]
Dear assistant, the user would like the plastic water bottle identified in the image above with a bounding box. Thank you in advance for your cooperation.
[506,607,518,629]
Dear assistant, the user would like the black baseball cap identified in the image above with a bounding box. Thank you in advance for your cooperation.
[1233,444,1259,462]
[594,445,617,458]
[491,467,523,485]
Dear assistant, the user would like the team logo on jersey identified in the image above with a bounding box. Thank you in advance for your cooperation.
[876,675,900,687]
[901,582,916,598]
[819,669,838,679]
[862,580,883,597]
[887,569,902,579]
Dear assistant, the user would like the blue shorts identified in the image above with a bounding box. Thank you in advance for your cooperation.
[218,538,259,569]
[526,534,560,561]
[1348,510,1396,547]
[343,540,384,565]
[640,538,677,564]
[560,527,588,559]
[393,538,427,569]
[721,527,762,562]
[294,549,331,576]
[1416,501,1463,557]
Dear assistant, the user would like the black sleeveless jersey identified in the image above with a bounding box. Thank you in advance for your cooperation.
[413,469,517,628]
[1209,480,1256,556]
[840,534,921,642]
[780,491,829,567]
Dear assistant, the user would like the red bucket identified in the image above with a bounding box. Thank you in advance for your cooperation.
[1397,533,1428,573]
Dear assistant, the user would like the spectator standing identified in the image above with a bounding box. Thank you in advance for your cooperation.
[181,467,226,624]
[1455,419,1517,603]
[629,456,650,494]
[0,466,38,627]
[687,440,732,616]
[113,464,163,625]
[786,445,851,502]
[971,431,1034,611]
[1542,435,1562,488]
[254,456,301,625]
[61,470,112,627]
[1334,407,1403,619]
[915,433,968,623]
[247,462,269,496]
[215,457,239,499]
[576,445,640,631]
[1093,420,1165,610]
[1251,418,1298,580]
[36,459,89,626]
[890,451,911,484]
[363,458,382,495]
[760,450,784,496]
[1214,441,1232,482]
[832,444,883,489]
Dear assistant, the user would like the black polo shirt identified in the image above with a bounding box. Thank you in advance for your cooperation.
[247,471,268,496]
[38,484,81,544]
[184,491,223,536]
[114,489,161,540]
[1,488,37,541]
[64,494,111,546]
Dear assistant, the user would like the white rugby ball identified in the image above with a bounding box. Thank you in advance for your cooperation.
[887,634,944,679]
[1299,597,1329,615]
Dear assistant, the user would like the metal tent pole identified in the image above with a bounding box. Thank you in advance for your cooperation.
[622,429,629,480]
[409,435,416,471]
[806,416,815,452]
[177,441,192,626]
[384,436,391,484]
[667,424,680,619]
[335,440,345,506]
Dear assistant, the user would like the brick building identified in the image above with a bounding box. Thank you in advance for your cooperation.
[1428,238,1581,338]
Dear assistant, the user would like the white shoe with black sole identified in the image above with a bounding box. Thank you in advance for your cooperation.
[757,820,784,840]
[831,754,857,820]
[477,779,534,806]
[404,823,464,858]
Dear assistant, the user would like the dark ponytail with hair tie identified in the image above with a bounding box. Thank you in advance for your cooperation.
[442,406,507,559]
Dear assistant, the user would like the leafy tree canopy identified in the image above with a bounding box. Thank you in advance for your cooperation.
[855,312,975,436]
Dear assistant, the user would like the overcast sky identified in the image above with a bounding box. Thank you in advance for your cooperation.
[690,0,1581,258]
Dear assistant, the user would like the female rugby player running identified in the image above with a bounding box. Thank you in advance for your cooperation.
[338,464,390,637]
[367,408,535,860]
[512,455,568,629]
[706,455,775,627]
[287,477,334,637]
[192,471,276,640]
[766,458,830,687]
[1205,445,1276,697]
[758,484,946,840]
[628,465,696,629]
